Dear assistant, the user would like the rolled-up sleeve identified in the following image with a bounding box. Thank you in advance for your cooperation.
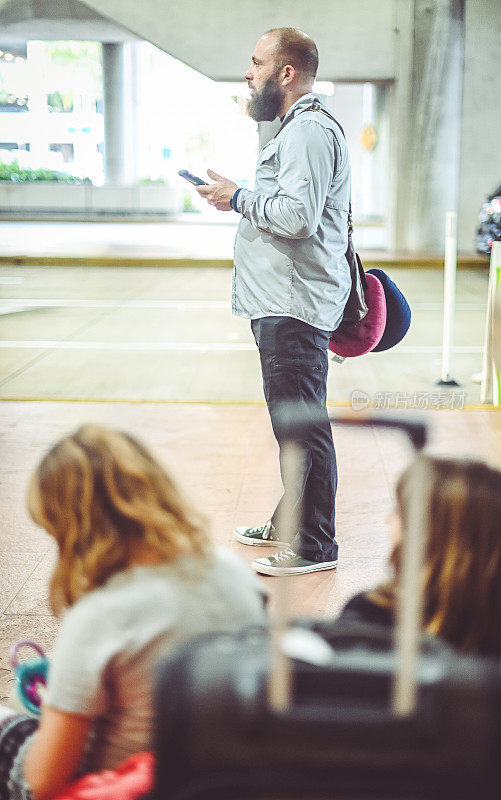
[237,120,337,239]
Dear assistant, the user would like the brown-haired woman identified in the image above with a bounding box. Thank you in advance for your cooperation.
[0,425,265,800]
[338,455,501,658]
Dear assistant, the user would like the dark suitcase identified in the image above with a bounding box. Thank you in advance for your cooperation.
[152,411,501,800]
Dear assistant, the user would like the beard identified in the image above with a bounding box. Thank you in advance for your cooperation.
[247,74,284,122]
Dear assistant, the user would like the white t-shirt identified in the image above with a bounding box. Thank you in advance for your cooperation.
[45,547,266,773]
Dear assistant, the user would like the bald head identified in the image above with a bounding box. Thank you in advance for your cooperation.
[264,28,319,82]
[244,28,318,120]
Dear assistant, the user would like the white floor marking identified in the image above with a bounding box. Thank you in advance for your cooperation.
[0,299,231,309]
[0,341,256,351]
[0,341,484,353]
[0,299,486,311]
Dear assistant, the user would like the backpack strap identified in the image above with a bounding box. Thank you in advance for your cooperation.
[272,101,366,333]
[273,100,345,139]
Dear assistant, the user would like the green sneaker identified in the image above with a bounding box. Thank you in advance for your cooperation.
[251,548,338,576]
[233,519,289,547]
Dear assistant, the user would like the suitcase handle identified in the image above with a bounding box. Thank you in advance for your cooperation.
[271,403,429,718]
[272,403,427,451]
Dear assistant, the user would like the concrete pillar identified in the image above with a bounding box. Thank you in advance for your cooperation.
[388,0,414,253]
[26,41,50,167]
[457,0,501,253]
[102,42,128,185]
[396,0,465,251]
[123,41,142,185]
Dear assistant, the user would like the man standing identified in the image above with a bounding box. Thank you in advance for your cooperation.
[197,28,351,576]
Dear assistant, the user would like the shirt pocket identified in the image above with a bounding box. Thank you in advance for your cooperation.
[258,139,279,165]
[255,140,280,194]
[257,140,279,178]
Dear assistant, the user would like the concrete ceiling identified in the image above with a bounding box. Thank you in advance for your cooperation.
[0,0,139,43]
[0,0,397,81]
[78,0,397,81]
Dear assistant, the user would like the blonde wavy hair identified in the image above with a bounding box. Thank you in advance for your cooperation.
[28,424,211,615]
[368,456,501,657]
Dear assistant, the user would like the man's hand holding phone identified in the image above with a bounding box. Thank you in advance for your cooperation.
[195,169,239,212]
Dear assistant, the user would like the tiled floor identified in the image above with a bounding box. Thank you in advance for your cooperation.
[0,256,499,702]
[1,401,499,701]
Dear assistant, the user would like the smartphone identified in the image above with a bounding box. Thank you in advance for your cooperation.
[178,169,208,186]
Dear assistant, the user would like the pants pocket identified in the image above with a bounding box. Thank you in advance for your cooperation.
[272,359,322,373]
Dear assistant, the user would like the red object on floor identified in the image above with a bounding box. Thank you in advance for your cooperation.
[51,752,155,800]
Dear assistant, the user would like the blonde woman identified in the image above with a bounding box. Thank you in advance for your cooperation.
[338,456,501,657]
[0,425,266,800]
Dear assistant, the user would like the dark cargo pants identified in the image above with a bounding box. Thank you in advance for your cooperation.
[251,316,338,562]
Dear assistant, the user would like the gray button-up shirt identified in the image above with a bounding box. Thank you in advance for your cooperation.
[232,93,351,332]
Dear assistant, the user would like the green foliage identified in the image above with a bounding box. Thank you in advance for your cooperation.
[183,193,201,213]
[0,160,91,183]
[0,89,28,109]
[42,42,103,111]
[47,90,70,112]
[44,42,102,94]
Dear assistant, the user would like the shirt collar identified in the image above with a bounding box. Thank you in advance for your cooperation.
[281,92,322,124]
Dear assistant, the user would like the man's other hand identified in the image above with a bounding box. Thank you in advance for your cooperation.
[196,169,238,211]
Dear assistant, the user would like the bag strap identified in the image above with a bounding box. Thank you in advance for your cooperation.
[273,101,353,232]
[273,100,346,140]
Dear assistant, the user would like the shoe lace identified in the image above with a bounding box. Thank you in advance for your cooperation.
[271,548,297,564]
[248,520,273,538]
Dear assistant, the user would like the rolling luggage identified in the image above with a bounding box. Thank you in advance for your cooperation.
[152,409,501,800]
